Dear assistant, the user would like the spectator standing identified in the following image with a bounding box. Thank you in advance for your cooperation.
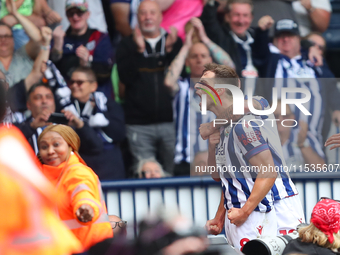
[110,0,174,37]
[116,0,182,175]
[47,0,108,33]
[251,0,297,37]
[258,19,340,147]
[293,0,331,37]
[164,18,234,175]
[0,0,43,87]
[0,70,25,124]
[274,100,325,168]
[63,67,126,180]
[0,0,47,50]
[110,0,202,40]
[158,0,204,41]
[8,28,124,180]
[200,0,273,94]
[51,0,114,99]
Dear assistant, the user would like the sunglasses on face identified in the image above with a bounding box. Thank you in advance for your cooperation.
[111,220,127,229]
[319,197,340,203]
[68,79,93,86]
[66,10,86,18]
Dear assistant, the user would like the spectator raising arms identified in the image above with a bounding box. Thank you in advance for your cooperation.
[116,0,182,175]
[164,17,234,175]
[110,0,176,37]
[200,0,273,80]
[51,0,114,99]
[293,0,331,36]
[0,0,43,87]
[0,0,46,49]
[257,19,340,149]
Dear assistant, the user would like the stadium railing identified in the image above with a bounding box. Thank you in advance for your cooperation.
[102,172,340,237]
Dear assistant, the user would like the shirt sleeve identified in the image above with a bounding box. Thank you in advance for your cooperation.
[311,0,332,11]
[234,120,269,161]
[66,170,102,225]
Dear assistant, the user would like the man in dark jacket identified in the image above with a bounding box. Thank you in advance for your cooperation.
[256,19,340,154]
[14,83,103,157]
[51,0,114,99]
[200,0,273,86]
[116,0,182,175]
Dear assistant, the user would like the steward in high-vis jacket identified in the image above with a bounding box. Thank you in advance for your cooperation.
[0,125,82,255]
[38,124,113,251]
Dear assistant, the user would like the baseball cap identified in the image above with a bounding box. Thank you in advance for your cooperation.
[274,19,299,37]
[65,0,88,12]
[310,198,340,243]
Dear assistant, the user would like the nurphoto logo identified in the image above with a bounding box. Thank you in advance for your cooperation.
[199,85,312,128]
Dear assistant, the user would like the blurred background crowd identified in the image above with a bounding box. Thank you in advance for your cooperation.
[1,0,340,182]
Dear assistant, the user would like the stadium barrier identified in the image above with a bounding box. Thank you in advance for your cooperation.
[102,172,340,237]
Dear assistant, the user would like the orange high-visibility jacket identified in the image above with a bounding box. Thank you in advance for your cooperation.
[0,125,82,255]
[41,153,113,250]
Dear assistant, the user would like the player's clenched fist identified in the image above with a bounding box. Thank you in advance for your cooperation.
[227,208,249,226]
[200,122,218,140]
[205,218,224,235]
[209,130,220,147]
[258,15,274,31]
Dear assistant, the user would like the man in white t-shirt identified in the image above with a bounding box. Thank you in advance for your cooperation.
[293,0,331,36]
[116,0,183,175]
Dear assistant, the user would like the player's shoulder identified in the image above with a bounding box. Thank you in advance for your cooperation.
[251,95,270,110]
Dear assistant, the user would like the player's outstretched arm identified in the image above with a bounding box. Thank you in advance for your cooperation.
[228,150,277,226]
[205,190,226,235]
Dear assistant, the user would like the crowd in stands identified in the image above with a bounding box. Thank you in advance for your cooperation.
[1,0,340,181]
[2,0,340,254]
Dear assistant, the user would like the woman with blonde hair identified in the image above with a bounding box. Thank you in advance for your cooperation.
[38,124,113,251]
[283,198,340,255]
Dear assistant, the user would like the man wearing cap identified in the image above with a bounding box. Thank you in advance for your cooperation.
[257,19,340,160]
[51,0,114,98]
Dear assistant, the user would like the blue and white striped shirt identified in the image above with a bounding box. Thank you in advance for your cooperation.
[173,77,215,164]
[282,128,325,167]
[216,97,298,212]
[274,55,325,145]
